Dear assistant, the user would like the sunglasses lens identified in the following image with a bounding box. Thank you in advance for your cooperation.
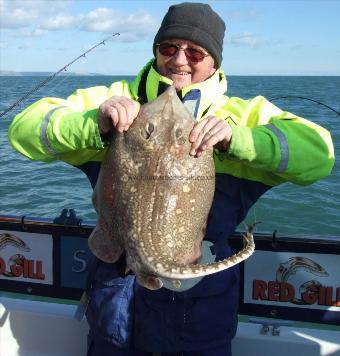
[158,43,178,57]
[158,43,207,62]
[185,48,206,62]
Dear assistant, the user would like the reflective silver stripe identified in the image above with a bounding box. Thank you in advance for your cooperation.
[40,106,66,156]
[267,124,289,173]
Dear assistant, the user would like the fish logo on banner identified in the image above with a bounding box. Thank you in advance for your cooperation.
[276,257,329,305]
[0,232,30,252]
[249,252,340,309]
[0,231,51,282]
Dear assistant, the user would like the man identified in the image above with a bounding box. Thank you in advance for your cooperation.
[8,3,334,356]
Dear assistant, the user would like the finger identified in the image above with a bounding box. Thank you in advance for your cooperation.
[196,130,227,155]
[189,116,220,142]
[189,119,211,143]
[98,104,118,135]
[199,120,228,147]
[110,98,140,132]
[118,99,134,132]
[196,123,231,156]
[132,100,141,118]
[120,99,141,131]
[189,118,218,155]
[107,105,120,127]
[114,102,129,133]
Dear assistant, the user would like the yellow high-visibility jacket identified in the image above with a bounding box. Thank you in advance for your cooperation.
[8,59,335,187]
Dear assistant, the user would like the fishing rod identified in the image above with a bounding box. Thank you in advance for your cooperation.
[269,96,340,116]
[0,33,120,119]
[1,33,339,119]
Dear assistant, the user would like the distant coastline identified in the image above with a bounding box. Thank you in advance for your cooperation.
[0,70,109,76]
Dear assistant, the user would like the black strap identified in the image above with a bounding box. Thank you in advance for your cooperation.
[74,254,98,321]
[137,69,149,105]
[157,81,171,97]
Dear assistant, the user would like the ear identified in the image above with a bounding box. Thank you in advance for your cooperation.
[210,66,217,75]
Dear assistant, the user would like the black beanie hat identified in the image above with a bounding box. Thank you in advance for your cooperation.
[153,2,225,67]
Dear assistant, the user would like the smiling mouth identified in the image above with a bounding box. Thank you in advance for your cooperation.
[169,68,191,76]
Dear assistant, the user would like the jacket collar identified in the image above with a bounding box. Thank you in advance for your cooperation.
[130,59,228,120]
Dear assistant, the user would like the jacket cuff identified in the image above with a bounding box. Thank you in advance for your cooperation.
[84,109,106,149]
[225,124,255,162]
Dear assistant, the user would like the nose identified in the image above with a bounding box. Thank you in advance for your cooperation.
[172,48,188,65]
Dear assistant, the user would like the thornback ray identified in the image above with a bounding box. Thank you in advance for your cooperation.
[88,86,255,290]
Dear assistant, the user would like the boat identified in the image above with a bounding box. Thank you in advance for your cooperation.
[1,209,339,356]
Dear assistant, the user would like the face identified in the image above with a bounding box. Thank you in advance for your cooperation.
[156,39,216,91]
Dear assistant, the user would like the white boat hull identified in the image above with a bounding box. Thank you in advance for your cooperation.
[1,297,339,356]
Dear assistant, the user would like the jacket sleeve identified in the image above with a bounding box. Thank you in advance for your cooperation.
[216,96,335,186]
[8,81,131,165]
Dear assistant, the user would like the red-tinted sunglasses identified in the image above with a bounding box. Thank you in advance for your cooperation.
[156,42,209,63]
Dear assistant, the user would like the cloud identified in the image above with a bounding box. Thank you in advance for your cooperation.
[228,32,270,48]
[40,14,76,31]
[0,0,71,29]
[11,28,48,37]
[0,6,38,29]
[78,8,115,32]
[79,8,158,42]
[0,1,158,42]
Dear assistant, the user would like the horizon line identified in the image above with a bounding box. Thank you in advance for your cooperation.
[0,70,339,77]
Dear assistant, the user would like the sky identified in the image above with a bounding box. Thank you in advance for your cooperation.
[0,0,339,76]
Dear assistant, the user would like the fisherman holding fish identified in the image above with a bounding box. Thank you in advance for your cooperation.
[8,2,334,356]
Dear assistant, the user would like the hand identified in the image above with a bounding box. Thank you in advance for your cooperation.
[98,96,141,134]
[189,116,232,157]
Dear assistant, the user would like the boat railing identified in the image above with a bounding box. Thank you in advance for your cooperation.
[1,210,339,326]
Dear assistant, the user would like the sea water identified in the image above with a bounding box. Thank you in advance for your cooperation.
[0,75,339,236]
